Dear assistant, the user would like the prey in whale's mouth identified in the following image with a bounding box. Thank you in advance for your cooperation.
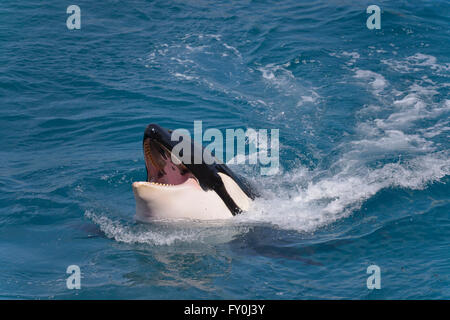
[143,138,200,189]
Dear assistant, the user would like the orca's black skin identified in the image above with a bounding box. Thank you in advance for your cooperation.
[143,124,258,215]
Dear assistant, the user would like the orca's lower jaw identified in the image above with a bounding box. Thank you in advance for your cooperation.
[132,180,235,221]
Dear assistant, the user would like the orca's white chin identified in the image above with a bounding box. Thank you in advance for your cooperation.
[132,178,234,221]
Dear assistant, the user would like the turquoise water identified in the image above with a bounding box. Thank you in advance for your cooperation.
[1,0,449,299]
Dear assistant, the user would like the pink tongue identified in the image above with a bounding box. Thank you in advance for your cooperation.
[146,150,200,188]
[154,160,201,187]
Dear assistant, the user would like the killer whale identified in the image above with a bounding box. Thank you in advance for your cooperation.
[132,124,258,221]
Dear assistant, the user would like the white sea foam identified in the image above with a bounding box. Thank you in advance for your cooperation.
[382,53,450,75]
[222,42,241,58]
[342,51,360,65]
[235,151,449,232]
[257,63,320,106]
[85,210,247,246]
[258,64,294,84]
[173,72,197,81]
[420,120,450,138]
[354,69,388,92]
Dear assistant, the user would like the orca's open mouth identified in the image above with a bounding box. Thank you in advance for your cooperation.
[143,138,200,189]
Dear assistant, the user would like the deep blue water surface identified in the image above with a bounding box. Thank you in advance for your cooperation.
[1,0,449,299]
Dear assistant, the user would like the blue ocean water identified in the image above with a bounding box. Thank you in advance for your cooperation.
[0,0,449,299]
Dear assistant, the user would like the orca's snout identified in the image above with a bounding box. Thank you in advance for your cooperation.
[144,124,165,140]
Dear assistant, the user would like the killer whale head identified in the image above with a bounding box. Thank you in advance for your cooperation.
[132,124,258,221]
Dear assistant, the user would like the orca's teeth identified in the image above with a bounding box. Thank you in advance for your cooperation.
[149,182,174,186]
